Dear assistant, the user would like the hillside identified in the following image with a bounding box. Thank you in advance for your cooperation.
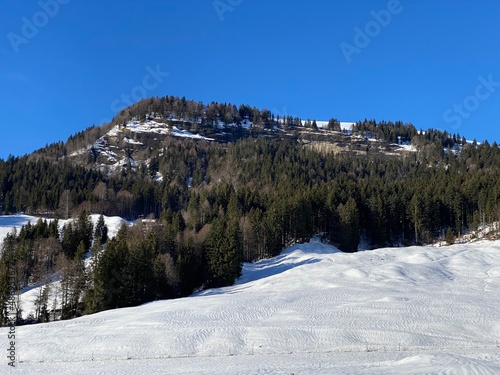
[4,239,500,374]
[2,95,500,324]
[67,117,423,176]
[29,96,428,174]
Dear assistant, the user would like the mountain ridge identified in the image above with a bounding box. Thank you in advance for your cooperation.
[27,95,429,177]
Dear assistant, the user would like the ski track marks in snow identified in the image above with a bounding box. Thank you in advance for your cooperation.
[1,237,500,374]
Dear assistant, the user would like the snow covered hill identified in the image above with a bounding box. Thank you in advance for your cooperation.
[2,238,500,374]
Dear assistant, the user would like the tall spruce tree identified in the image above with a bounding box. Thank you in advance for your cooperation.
[205,218,242,287]
[337,197,360,252]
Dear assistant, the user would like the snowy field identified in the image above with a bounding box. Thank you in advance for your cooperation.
[1,219,500,373]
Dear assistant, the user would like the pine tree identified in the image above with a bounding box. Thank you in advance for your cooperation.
[77,211,94,251]
[0,261,10,325]
[205,218,242,287]
[94,214,108,245]
[61,242,87,319]
[445,227,455,245]
[84,235,129,313]
[337,197,360,252]
[34,282,51,322]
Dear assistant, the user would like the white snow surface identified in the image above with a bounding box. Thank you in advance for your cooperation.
[2,238,500,373]
[0,214,39,245]
[399,144,417,152]
[126,120,169,135]
[314,121,355,131]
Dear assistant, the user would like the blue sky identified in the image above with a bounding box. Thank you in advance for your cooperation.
[1,0,499,159]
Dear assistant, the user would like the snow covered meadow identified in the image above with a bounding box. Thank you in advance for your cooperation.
[1,217,500,374]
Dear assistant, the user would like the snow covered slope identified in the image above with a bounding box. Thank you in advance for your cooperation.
[2,239,500,374]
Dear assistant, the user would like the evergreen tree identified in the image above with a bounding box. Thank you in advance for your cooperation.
[445,227,455,245]
[337,197,360,252]
[94,214,108,245]
[205,218,242,287]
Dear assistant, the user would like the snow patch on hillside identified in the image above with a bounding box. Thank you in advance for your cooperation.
[395,143,417,152]
[171,127,214,141]
[314,121,355,131]
[126,120,169,135]
[124,136,143,145]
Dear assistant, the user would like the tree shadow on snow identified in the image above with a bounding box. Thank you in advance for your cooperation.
[240,254,323,284]
[0,215,34,229]
[195,256,321,297]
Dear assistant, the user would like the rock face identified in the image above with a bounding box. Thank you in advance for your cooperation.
[64,115,415,176]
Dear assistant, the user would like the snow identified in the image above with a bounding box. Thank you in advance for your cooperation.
[71,119,360,172]
[313,120,330,129]
[340,121,355,131]
[313,121,355,132]
[90,214,129,239]
[55,214,129,242]
[0,214,130,250]
[19,279,62,321]
[395,143,417,152]
[91,136,117,163]
[0,214,39,245]
[67,149,87,157]
[1,237,499,373]
[171,127,214,141]
[124,137,143,145]
[127,120,169,135]
[106,125,121,137]
[153,172,164,182]
[354,135,379,142]
[240,119,252,129]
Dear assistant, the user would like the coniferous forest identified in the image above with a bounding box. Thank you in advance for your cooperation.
[2,95,500,323]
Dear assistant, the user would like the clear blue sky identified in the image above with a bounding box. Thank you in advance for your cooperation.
[1,0,499,159]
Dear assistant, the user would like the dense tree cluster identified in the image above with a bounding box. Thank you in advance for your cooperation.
[112,96,302,130]
[0,213,91,323]
[0,209,243,323]
[0,157,104,216]
[352,119,418,144]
